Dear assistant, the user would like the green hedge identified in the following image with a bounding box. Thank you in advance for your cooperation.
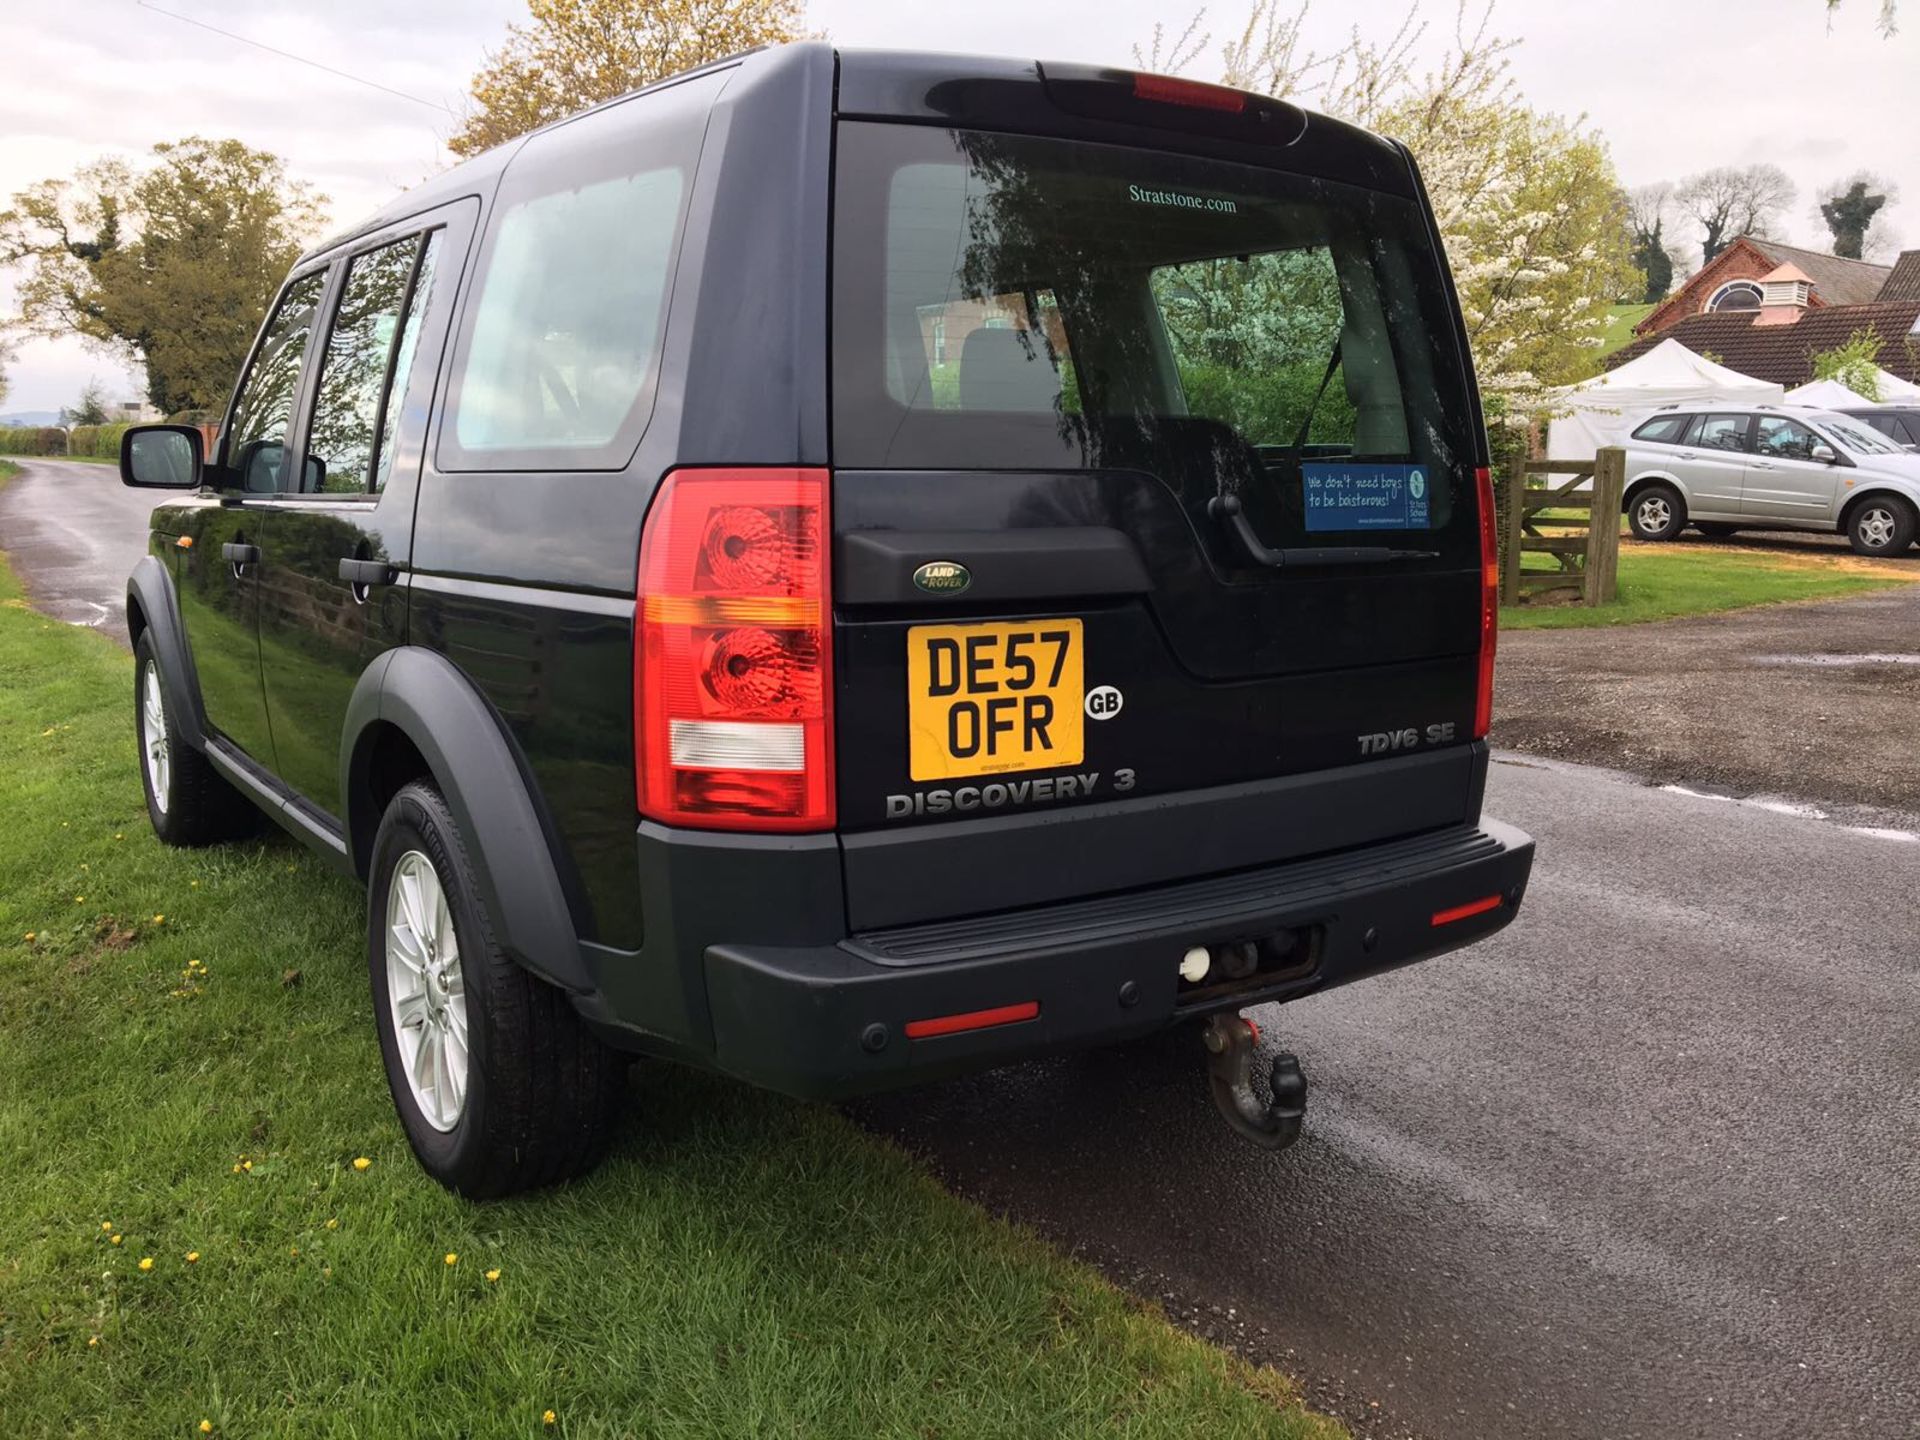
[66,423,131,459]
[0,427,68,456]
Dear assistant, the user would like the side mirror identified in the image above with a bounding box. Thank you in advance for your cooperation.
[1810,441,1838,465]
[120,424,204,489]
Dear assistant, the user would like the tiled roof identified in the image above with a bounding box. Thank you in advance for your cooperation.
[1745,239,1892,307]
[1606,300,1920,386]
[1880,251,1920,304]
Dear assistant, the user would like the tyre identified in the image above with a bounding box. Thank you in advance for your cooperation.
[1627,484,1686,542]
[1846,496,1917,557]
[368,780,624,1197]
[133,632,261,846]
[1694,522,1739,538]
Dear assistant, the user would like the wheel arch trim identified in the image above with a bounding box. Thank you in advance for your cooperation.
[1838,486,1918,531]
[342,647,592,994]
[126,555,208,751]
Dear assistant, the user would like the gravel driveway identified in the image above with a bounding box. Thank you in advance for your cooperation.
[1495,572,1920,817]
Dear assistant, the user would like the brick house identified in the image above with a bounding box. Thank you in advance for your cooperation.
[1635,236,1894,339]
[1609,247,1920,388]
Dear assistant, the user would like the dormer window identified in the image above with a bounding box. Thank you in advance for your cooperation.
[1707,280,1763,311]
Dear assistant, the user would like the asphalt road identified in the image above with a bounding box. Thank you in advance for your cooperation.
[854,758,1920,1439]
[7,457,1920,1438]
[0,456,155,644]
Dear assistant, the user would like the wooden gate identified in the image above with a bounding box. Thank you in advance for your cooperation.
[1498,447,1625,607]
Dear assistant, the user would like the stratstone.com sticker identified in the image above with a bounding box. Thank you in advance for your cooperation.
[1126,184,1239,214]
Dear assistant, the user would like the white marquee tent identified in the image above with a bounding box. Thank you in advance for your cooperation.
[1784,378,1874,408]
[1547,339,1785,460]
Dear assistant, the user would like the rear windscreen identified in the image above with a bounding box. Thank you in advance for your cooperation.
[831,122,1479,545]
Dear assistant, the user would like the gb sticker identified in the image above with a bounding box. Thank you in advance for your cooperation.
[1085,684,1125,721]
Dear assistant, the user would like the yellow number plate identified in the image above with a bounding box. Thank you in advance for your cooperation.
[906,620,1084,782]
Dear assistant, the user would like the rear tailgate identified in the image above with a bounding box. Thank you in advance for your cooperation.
[828,88,1487,930]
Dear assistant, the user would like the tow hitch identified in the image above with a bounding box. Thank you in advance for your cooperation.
[1201,1013,1307,1150]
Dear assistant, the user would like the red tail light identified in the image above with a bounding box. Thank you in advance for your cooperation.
[1132,73,1246,113]
[635,468,834,831]
[1474,465,1498,739]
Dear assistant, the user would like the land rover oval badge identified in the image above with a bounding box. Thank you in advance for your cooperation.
[912,560,971,595]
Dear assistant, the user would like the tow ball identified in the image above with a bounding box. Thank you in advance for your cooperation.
[1201,1013,1307,1150]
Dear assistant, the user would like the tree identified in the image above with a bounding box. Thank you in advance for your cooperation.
[1825,0,1899,33]
[1810,325,1885,400]
[1625,182,1680,302]
[62,378,109,427]
[1139,2,1637,411]
[450,0,810,157]
[0,138,326,414]
[1674,165,1796,264]
[1817,172,1899,259]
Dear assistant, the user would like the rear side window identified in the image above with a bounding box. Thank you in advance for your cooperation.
[1690,414,1752,452]
[438,68,726,472]
[304,232,441,494]
[1631,414,1689,444]
[224,268,329,493]
[833,122,1476,545]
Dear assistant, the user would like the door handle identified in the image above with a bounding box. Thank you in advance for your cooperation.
[1675,452,1697,460]
[222,541,259,568]
[338,557,399,587]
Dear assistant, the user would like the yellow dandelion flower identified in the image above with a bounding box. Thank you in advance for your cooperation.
[101,1221,113,1232]
[110,1235,123,1246]
[290,1247,299,1257]
[25,932,36,942]
[190,880,199,888]
[153,915,165,924]
[485,1268,501,1283]
[231,1163,242,1174]
[114,833,124,841]
[241,1160,253,1172]
[200,1422,213,1435]
[325,1218,338,1230]
[88,1336,100,1348]
[138,1256,154,1272]
[186,1252,200,1264]
[444,1252,458,1266]
[543,1410,557,1427]
[74,896,85,903]
[352,1156,371,1171]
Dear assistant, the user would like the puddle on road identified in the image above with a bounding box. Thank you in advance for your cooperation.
[1752,652,1920,667]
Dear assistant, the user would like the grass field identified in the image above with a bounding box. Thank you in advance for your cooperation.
[1502,541,1911,629]
[1600,303,1654,355]
[0,552,1341,1439]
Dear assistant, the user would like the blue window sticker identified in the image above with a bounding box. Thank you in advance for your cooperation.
[1301,463,1432,532]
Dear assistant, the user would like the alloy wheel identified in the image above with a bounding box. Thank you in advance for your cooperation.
[1858,506,1897,551]
[141,663,170,814]
[385,850,470,1132]
[1636,496,1672,535]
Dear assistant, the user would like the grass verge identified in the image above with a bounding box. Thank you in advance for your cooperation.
[1502,541,1911,630]
[0,555,1342,1439]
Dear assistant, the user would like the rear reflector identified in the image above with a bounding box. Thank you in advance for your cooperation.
[1132,73,1246,113]
[1474,465,1498,740]
[635,468,833,831]
[1431,894,1502,927]
[903,1001,1040,1040]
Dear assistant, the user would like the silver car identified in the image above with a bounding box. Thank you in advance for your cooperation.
[1622,404,1920,556]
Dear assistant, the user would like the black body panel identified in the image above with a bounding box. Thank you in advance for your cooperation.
[125,43,1530,1105]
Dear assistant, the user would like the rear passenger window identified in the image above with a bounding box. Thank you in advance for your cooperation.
[224,269,329,493]
[439,69,723,472]
[1631,414,1689,444]
[305,232,440,494]
[1692,414,1751,452]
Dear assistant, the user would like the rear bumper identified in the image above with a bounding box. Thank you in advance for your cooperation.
[698,819,1533,1100]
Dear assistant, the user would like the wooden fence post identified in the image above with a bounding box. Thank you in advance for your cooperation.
[1584,446,1625,605]
[1500,457,1526,606]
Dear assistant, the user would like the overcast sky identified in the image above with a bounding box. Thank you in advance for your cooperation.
[2,0,1915,413]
